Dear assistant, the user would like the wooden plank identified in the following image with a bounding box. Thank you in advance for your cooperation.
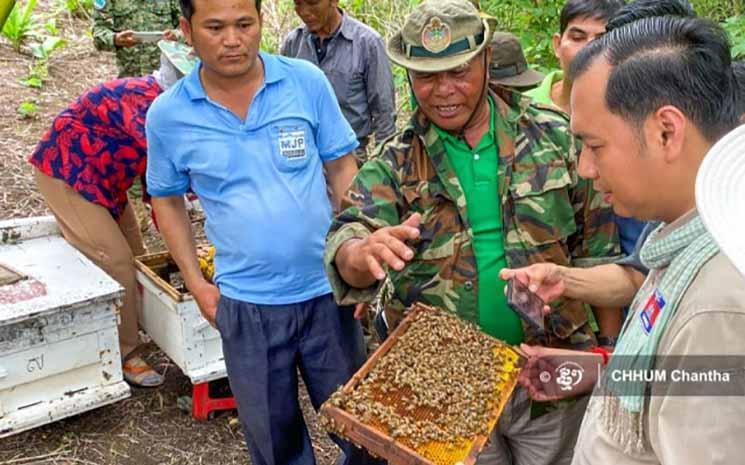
[321,404,434,465]
[134,253,184,302]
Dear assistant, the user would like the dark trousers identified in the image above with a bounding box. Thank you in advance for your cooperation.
[216,293,377,465]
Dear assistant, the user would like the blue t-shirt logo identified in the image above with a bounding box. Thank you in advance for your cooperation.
[278,126,307,160]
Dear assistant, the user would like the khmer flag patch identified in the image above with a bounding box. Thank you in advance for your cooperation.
[640,289,666,335]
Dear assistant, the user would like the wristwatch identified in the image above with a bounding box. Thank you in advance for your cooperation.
[597,335,618,347]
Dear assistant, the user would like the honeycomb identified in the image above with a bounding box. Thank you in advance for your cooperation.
[197,245,216,282]
[321,304,523,465]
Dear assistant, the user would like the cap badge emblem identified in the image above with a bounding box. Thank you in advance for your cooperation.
[421,17,452,54]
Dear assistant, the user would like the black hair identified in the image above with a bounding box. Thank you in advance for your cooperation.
[734,60,745,117]
[179,0,262,21]
[570,15,739,142]
[559,0,626,34]
[606,0,695,32]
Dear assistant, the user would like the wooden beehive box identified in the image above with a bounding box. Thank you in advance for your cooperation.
[320,303,524,465]
[0,216,130,437]
[134,252,226,384]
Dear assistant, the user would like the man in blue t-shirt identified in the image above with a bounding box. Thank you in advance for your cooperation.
[146,1,372,464]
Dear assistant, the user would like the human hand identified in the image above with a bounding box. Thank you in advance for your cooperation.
[190,280,221,327]
[500,263,567,312]
[518,344,602,401]
[352,213,422,281]
[162,29,179,41]
[114,30,139,47]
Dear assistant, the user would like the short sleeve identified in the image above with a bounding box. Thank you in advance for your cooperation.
[312,71,358,161]
[145,111,189,197]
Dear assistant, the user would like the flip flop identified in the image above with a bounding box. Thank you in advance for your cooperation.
[122,355,165,387]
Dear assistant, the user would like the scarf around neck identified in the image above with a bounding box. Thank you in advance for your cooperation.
[599,212,719,454]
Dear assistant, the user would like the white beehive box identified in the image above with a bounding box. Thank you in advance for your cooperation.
[135,253,226,385]
[0,216,130,437]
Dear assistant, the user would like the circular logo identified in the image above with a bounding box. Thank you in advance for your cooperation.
[539,371,552,384]
[421,17,452,54]
[555,361,585,392]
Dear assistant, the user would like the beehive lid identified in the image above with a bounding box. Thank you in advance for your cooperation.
[0,217,123,326]
[320,303,524,465]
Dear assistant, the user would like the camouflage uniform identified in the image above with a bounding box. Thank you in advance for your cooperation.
[93,0,182,78]
[325,84,621,350]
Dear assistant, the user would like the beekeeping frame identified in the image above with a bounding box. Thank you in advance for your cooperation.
[320,303,524,465]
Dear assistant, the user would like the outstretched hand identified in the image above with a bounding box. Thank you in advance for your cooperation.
[500,263,567,313]
[357,213,421,280]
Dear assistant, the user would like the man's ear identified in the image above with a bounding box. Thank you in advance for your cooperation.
[552,32,561,58]
[650,105,687,163]
[179,16,192,46]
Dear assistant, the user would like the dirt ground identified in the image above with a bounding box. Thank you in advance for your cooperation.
[0,6,337,465]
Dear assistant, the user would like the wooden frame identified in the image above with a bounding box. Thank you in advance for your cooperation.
[320,303,525,465]
[134,252,187,302]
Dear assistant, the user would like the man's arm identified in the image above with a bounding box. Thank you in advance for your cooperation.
[324,154,416,304]
[151,196,220,325]
[92,0,140,50]
[501,262,642,309]
[365,37,396,141]
[323,153,358,212]
[334,214,421,288]
[564,264,642,307]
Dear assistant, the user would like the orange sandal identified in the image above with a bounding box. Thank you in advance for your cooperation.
[122,355,164,387]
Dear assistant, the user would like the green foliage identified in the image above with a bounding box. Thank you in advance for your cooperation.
[21,74,43,88]
[30,34,65,59]
[17,100,39,118]
[481,0,563,72]
[57,0,94,19]
[1,0,39,51]
[691,0,743,22]
[268,0,744,115]
[260,0,300,53]
[722,15,745,59]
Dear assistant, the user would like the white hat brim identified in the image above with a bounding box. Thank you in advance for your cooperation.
[696,124,745,278]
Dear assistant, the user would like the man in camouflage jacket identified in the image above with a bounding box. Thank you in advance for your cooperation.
[325,1,620,464]
[93,0,182,77]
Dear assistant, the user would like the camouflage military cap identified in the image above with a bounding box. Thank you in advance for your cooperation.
[387,0,496,73]
[158,40,199,76]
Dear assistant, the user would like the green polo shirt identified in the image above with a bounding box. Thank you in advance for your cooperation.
[525,70,563,107]
[433,97,524,344]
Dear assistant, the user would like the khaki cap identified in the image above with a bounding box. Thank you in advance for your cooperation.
[387,0,495,73]
[489,32,544,87]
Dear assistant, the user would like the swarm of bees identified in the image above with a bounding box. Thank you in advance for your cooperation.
[321,306,521,455]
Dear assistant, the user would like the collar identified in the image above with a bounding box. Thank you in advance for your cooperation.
[183,52,285,101]
[338,10,354,40]
[650,209,699,243]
